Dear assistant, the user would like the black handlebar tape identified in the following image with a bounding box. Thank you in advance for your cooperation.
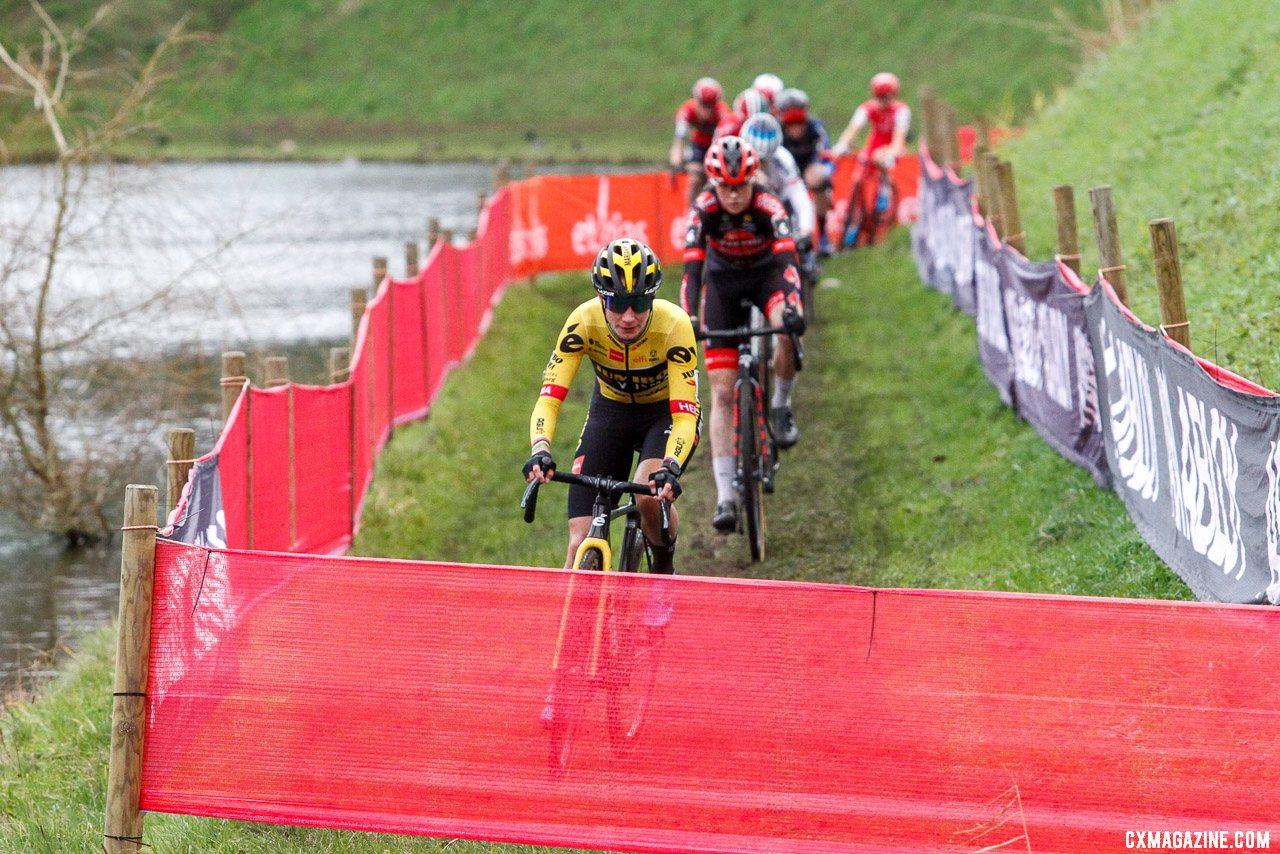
[521,480,539,524]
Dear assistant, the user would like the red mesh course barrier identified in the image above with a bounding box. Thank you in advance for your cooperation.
[143,540,1280,852]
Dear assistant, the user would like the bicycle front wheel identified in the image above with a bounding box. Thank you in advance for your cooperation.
[547,548,604,778]
[738,381,767,562]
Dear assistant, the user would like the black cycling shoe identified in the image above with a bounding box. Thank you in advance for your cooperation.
[711,500,738,533]
[772,405,800,449]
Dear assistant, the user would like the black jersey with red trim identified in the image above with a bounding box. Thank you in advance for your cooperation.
[679,186,798,317]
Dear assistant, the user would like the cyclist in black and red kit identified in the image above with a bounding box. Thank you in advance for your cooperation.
[680,135,805,533]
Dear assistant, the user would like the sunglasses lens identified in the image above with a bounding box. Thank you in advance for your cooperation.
[605,294,653,313]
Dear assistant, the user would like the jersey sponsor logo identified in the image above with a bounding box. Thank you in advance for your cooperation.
[570,177,649,255]
[559,322,586,353]
[572,455,585,474]
[666,345,694,364]
[594,361,667,395]
[540,383,569,400]
[609,348,624,362]
[671,400,698,416]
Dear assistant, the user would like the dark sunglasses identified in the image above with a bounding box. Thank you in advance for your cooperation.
[602,292,654,313]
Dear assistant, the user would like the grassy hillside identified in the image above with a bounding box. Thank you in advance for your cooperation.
[1003,0,1280,384]
[0,0,1108,161]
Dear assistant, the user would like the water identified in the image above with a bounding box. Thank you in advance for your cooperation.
[0,159,644,693]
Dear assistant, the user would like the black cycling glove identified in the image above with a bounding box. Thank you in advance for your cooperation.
[782,307,806,336]
[649,459,683,499]
[523,450,555,480]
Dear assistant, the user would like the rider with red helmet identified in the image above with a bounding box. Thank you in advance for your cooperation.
[671,77,733,207]
[681,136,805,532]
[831,72,911,168]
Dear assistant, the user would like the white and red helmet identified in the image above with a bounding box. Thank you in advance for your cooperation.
[871,72,900,98]
[752,72,785,104]
[693,76,723,106]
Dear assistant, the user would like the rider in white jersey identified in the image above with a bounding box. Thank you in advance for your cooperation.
[739,113,815,243]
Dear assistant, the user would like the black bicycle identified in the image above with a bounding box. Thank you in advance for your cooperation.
[521,471,670,777]
[699,314,803,562]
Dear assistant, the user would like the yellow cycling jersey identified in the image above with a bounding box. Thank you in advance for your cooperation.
[530,298,701,468]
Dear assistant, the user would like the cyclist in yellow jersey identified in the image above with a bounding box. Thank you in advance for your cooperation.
[525,238,700,574]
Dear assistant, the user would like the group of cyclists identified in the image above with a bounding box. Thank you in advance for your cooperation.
[525,71,912,575]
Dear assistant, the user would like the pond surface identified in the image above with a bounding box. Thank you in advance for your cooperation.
[0,159,640,693]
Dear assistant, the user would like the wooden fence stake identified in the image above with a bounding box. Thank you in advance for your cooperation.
[1053,185,1082,275]
[941,102,960,170]
[493,159,511,191]
[220,351,246,426]
[427,217,441,249]
[1150,217,1191,349]
[329,346,351,384]
[165,429,195,522]
[263,355,289,388]
[996,160,1026,254]
[103,484,157,854]
[980,152,1003,234]
[405,240,420,278]
[373,255,388,290]
[1089,185,1128,305]
[350,287,367,348]
[918,86,940,160]
[975,115,992,151]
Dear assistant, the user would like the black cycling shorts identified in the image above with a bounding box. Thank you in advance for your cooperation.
[702,262,797,354]
[568,391,699,518]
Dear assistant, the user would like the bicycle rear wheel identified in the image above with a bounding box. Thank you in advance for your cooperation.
[547,548,603,778]
[738,380,767,562]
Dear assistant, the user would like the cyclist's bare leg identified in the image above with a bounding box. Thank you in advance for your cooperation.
[634,456,679,574]
[708,367,737,461]
[685,162,706,208]
[769,302,798,383]
[564,516,591,569]
[804,163,831,223]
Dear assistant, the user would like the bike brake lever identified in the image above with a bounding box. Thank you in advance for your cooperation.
[521,480,540,523]
[791,332,805,372]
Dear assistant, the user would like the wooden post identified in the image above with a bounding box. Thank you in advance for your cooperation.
[941,102,960,170]
[493,158,510,191]
[329,346,351,384]
[165,429,196,521]
[426,217,441,249]
[1150,218,1191,349]
[918,86,939,160]
[983,150,1003,230]
[103,484,157,854]
[350,287,367,346]
[220,351,246,426]
[975,115,992,150]
[476,191,487,214]
[1089,185,1128,305]
[994,160,1025,254]
[1053,185,1082,275]
[373,255,388,290]
[525,159,538,179]
[405,241,420,278]
[263,355,289,388]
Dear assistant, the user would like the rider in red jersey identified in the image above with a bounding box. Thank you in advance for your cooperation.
[680,136,805,533]
[670,77,733,208]
[831,72,911,168]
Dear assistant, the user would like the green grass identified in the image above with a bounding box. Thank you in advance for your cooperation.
[5,0,1107,162]
[1003,0,1280,385]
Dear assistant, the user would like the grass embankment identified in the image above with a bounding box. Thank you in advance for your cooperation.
[0,239,1182,854]
[1005,0,1280,384]
[5,0,1104,161]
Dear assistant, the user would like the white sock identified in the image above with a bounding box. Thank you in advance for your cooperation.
[772,377,794,409]
[712,456,736,504]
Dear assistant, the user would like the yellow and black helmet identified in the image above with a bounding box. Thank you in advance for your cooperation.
[590,238,662,309]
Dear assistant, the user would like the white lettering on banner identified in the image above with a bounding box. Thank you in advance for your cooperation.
[1101,317,1160,501]
[1005,290,1072,409]
[1075,325,1099,433]
[570,178,649,256]
[974,256,1007,351]
[509,188,549,266]
[1166,386,1244,578]
[1006,290,1041,391]
[1124,829,1271,849]
[1264,441,1280,603]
